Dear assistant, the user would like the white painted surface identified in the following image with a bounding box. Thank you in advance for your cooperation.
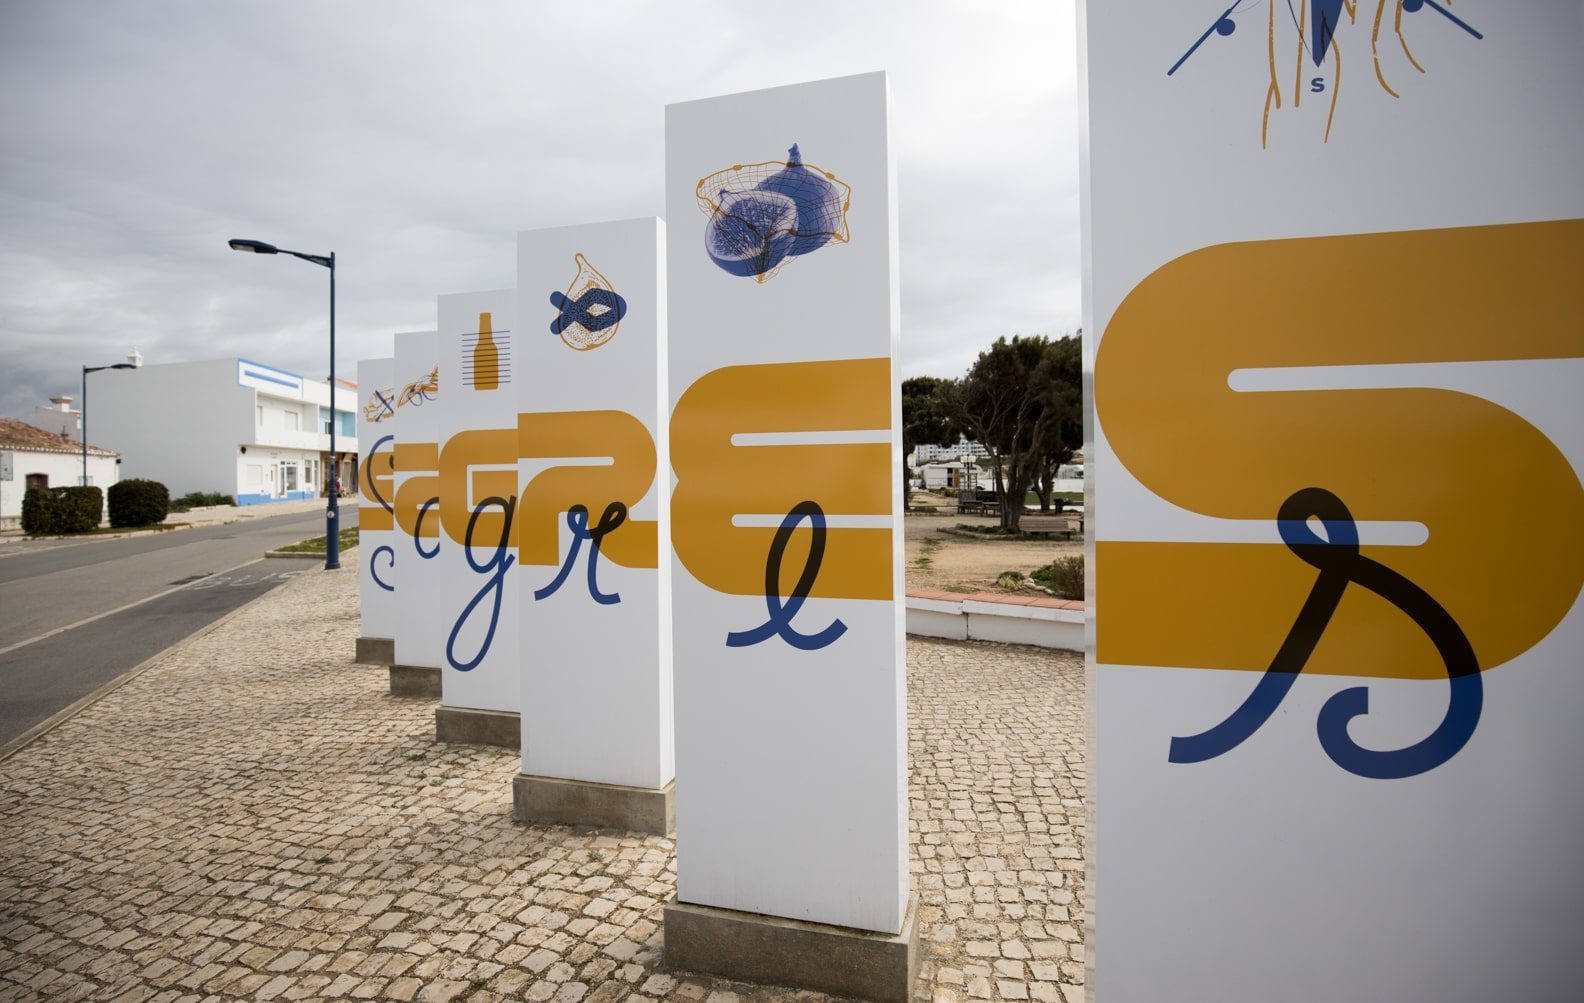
[84,357,356,501]
[903,605,966,642]
[0,447,119,522]
[666,72,907,935]
[356,357,396,641]
[1080,4,1584,1001]
[516,218,672,790]
[965,609,1082,650]
[89,358,248,497]
[902,597,1084,651]
[391,331,445,671]
[431,290,519,715]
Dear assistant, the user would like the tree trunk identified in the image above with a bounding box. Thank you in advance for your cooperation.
[1037,469,1053,513]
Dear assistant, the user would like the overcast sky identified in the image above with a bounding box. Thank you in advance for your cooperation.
[0,0,1080,428]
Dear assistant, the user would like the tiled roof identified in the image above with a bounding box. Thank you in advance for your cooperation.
[0,418,119,457]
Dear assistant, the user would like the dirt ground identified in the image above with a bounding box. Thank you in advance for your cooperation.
[905,491,1082,593]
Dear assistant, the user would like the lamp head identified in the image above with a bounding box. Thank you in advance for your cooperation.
[228,238,278,255]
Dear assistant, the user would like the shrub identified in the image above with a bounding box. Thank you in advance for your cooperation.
[1032,554,1085,600]
[173,491,235,509]
[108,478,170,528]
[21,486,103,535]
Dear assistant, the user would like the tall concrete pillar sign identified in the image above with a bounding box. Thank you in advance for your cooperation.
[512,218,673,833]
[662,73,917,1001]
[354,356,396,666]
[430,289,521,749]
[389,330,445,698]
[1080,4,1584,1000]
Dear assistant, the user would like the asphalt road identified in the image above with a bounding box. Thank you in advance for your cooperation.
[0,509,357,749]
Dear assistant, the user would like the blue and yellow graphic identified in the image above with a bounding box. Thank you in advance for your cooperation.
[1169,0,1484,146]
[549,254,626,352]
[362,387,396,424]
[396,366,439,409]
[1095,218,1584,778]
[696,145,851,283]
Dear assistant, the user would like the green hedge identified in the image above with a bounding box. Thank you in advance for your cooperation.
[108,478,170,528]
[21,486,104,535]
[173,491,236,508]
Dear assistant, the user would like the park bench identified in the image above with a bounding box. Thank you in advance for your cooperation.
[956,490,1000,515]
[1019,513,1082,538]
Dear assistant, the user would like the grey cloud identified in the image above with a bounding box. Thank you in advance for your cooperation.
[0,0,1081,425]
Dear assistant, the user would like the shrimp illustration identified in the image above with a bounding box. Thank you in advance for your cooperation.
[396,366,439,408]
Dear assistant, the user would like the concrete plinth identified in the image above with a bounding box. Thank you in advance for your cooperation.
[355,636,394,665]
[435,706,520,750]
[662,894,921,1003]
[513,774,674,835]
[388,664,441,698]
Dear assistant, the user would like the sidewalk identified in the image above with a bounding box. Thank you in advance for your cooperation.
[0,569,1085,1003]
[0,499,334,549]
[165,498,332,528]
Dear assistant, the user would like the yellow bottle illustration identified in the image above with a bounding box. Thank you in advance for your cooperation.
[471,312,499,390]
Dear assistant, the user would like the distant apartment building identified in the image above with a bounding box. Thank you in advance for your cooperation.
[913,436,991,463]
[88,358,357,504]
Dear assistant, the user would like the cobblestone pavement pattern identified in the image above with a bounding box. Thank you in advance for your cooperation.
[0,568,1086,1002]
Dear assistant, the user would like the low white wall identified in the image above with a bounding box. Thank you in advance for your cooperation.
[904,594,1085,652]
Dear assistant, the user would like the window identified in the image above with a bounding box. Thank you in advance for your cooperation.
[283,408,300,431]
[26,473,48,491]
[257,405,264,426]
[283,464,298,492]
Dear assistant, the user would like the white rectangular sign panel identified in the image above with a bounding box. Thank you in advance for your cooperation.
[391,330,445,671]
[665,72,906,935]
[356,356,396,641]
[515,217,670,789]
[1081,3,1583,1001]
[431,289,519,714]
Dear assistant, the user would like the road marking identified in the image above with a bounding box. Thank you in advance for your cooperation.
[0,556,297,658]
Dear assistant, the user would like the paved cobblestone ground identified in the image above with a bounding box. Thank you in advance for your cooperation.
[0,569,1086,1002]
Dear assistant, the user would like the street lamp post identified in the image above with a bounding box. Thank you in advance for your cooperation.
[228,238,340,572]
[82,357,142,487]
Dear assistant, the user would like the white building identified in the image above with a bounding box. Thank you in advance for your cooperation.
[32,396,81,440]
[917,460,961,490]
[914,436,991,463]
[87,358,358,504]
[0,418,120,528]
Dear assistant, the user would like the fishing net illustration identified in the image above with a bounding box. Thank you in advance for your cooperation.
[549,253,627,351]
[396,366,439,408]
[696,144,852,283]
[1168,0,1484,147]
[362,387,396,424]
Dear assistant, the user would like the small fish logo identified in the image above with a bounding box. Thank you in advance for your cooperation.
[549,254,627,351]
